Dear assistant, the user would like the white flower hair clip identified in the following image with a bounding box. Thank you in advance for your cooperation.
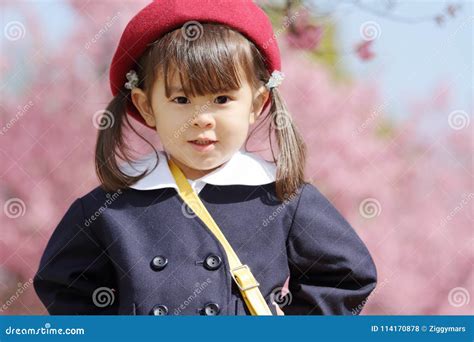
[124,69,139,90]
[265,70,285,90]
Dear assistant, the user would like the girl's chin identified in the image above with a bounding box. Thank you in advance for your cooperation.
[191,157,228,175]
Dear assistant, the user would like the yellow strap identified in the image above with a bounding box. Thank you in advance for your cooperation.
[168,158,272,315]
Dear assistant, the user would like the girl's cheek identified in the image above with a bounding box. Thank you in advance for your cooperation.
[220,111,248,127]
[159,117,183,135]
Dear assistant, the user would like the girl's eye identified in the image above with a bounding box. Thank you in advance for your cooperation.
[172,96,190,104]
[214,96,231,104]
[172,95,231,104]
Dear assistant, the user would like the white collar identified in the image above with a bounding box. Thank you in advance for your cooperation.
[119,149,276,194]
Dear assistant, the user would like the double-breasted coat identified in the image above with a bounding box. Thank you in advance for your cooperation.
[33,150,377,315]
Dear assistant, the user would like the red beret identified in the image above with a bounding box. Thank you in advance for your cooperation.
[109,0,281,128]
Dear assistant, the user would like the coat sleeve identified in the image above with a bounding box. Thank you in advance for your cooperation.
[284,183,377,315]
[33,198,118,315]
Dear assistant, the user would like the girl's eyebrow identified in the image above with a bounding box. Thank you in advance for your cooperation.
[168,87,240,97]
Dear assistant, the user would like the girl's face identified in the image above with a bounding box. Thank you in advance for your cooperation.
[131,69,269,180]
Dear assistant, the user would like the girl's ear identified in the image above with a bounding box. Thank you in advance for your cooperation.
[131,88,157,127]
[249,85,270,124]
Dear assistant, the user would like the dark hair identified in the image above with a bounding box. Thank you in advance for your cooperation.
[95,23,306,201]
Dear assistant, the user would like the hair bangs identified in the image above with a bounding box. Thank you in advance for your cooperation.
[149,24,258,98]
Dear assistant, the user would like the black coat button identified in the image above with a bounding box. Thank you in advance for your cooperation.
[203,254,222,271]
[150,304,168,316]
[201,303,220,316]
[150,256,168,271]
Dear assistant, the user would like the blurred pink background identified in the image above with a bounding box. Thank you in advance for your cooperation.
[1,0,472,315]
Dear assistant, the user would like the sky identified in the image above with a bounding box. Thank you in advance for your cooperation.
[331,0,473,123]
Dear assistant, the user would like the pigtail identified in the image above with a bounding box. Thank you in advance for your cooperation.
[268,87,307,202]
[94,88,158,192]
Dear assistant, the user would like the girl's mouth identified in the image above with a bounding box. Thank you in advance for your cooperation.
[188,139,217,152]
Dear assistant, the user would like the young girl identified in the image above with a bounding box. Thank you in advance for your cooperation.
[34,0,377,316]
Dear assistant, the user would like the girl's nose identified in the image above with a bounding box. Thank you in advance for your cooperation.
[192,113,215,129]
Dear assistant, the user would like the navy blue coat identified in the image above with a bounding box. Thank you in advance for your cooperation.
[33,182,377,315]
